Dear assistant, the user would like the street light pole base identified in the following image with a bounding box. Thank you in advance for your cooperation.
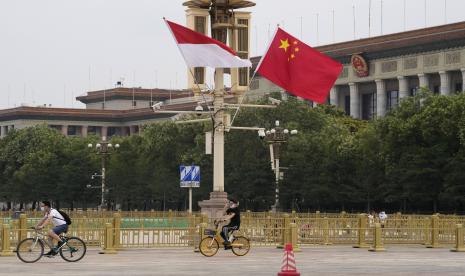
[198,191,228,224]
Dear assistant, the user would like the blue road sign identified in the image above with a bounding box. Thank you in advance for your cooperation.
[180,165,200,188]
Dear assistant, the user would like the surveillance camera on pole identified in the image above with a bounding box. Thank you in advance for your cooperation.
[195,104,204,116]
[151,102,163,111]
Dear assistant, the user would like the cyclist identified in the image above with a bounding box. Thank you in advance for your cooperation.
[219,198,240,250]
[35,201,68,256]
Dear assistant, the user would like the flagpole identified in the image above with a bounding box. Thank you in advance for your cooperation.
[424,0,427,28]
[403,0,406,31]
[353,5,356,39]
[132,71,135,109]
[380,0,383,35]
[332,10,335,43]
[369,0,372,37]
[316,13,319,46]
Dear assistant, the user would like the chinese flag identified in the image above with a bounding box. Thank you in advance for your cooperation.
[256,28,342,103]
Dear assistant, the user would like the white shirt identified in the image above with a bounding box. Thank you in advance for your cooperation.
[45,209,67,227]
[379,212,388,221]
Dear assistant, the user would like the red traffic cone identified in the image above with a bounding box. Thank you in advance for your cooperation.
[278,243,300,276]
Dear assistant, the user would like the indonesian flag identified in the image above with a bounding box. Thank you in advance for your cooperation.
[165,19,251,68]
[256,28,342,103]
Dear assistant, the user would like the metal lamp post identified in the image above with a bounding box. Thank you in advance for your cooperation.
[264,120,297,212]
[87,137,119,210]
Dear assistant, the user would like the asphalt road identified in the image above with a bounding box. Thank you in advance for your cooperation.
[1,246,464,276]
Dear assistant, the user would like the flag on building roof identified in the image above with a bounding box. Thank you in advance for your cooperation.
[165,19,251,68]
[256,28,342,103]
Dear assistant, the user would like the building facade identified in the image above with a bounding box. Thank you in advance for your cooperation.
[0,87,223,139]
[248,21,465,120]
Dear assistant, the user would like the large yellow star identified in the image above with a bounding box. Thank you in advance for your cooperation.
[279,39,290,52]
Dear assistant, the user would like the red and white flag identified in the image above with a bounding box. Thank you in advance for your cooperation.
[165,19,251,68]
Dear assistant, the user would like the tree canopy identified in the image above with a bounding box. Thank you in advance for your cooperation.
[1,93,465,213]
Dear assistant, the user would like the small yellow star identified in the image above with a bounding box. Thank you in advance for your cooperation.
[294,47,299,52]
[290,53,295,59]
[279,39,290,52]
[293,41,298,45]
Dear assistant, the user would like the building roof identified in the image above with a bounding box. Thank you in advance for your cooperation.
[251,20,465,67]
[0,95,237,124]
[76,87,193,104]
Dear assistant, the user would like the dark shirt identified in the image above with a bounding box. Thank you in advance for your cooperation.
[226,207,240,227]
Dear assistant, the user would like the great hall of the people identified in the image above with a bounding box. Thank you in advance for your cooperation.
[2,19,465,138]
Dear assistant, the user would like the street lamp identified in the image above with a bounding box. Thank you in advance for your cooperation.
[263,120,298,212]
[87,137,119,210]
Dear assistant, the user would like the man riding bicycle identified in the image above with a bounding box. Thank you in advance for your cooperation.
[35,201,68,256]
[218,198,240,250]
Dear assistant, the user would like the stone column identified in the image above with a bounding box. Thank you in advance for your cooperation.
[129,126,136,135]
[0,126,3,138]
[81,126,88,138]
[330,86,339,107]
[397,76,409,100]
[461,68,465,92]
[61,125,68,136]
[349,82,360,119]
[101,126,108,140]
[418,73,429,90]
[376,79,387,117]
[121,127,128,137]
[439,71,451,96]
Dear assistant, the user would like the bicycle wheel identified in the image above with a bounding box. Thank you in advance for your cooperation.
[231,236,250,256]
[16,238,44,263]
[59,237,87,262]
[199,237,219,257]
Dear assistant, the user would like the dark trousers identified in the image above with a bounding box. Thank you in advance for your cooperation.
[220,224,239,243]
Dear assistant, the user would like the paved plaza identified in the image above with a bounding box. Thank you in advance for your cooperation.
[1,246,465,275]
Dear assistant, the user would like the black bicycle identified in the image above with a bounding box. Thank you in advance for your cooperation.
[16,227,86,263]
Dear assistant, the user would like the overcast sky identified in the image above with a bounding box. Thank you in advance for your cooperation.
[1,0,464,109]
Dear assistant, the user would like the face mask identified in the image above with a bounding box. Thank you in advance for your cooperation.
[40,207,45,211]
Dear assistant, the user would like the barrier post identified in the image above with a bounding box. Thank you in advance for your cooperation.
[0,224,13,256]
[426,215,440,248]
[278,213,290,249]
[113,213,121,250]
[289,223,301,252]
[354,213,369,248]
[369,223,386,252]
[322,217,331,245]
[19,214,27,241]
[451,224,465,252]
[100,223,117,254]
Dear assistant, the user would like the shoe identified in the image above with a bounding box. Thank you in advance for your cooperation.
[57,240,64,248]
[44,250,57,257]
[51,247,59,255]
[224,245,232,250]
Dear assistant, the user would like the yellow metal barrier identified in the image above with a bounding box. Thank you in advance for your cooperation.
[2,211,465,249]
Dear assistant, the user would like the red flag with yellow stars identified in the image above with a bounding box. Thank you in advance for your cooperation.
[256,28,342,103]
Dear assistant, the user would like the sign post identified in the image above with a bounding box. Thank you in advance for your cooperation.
[180,165,200,213]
